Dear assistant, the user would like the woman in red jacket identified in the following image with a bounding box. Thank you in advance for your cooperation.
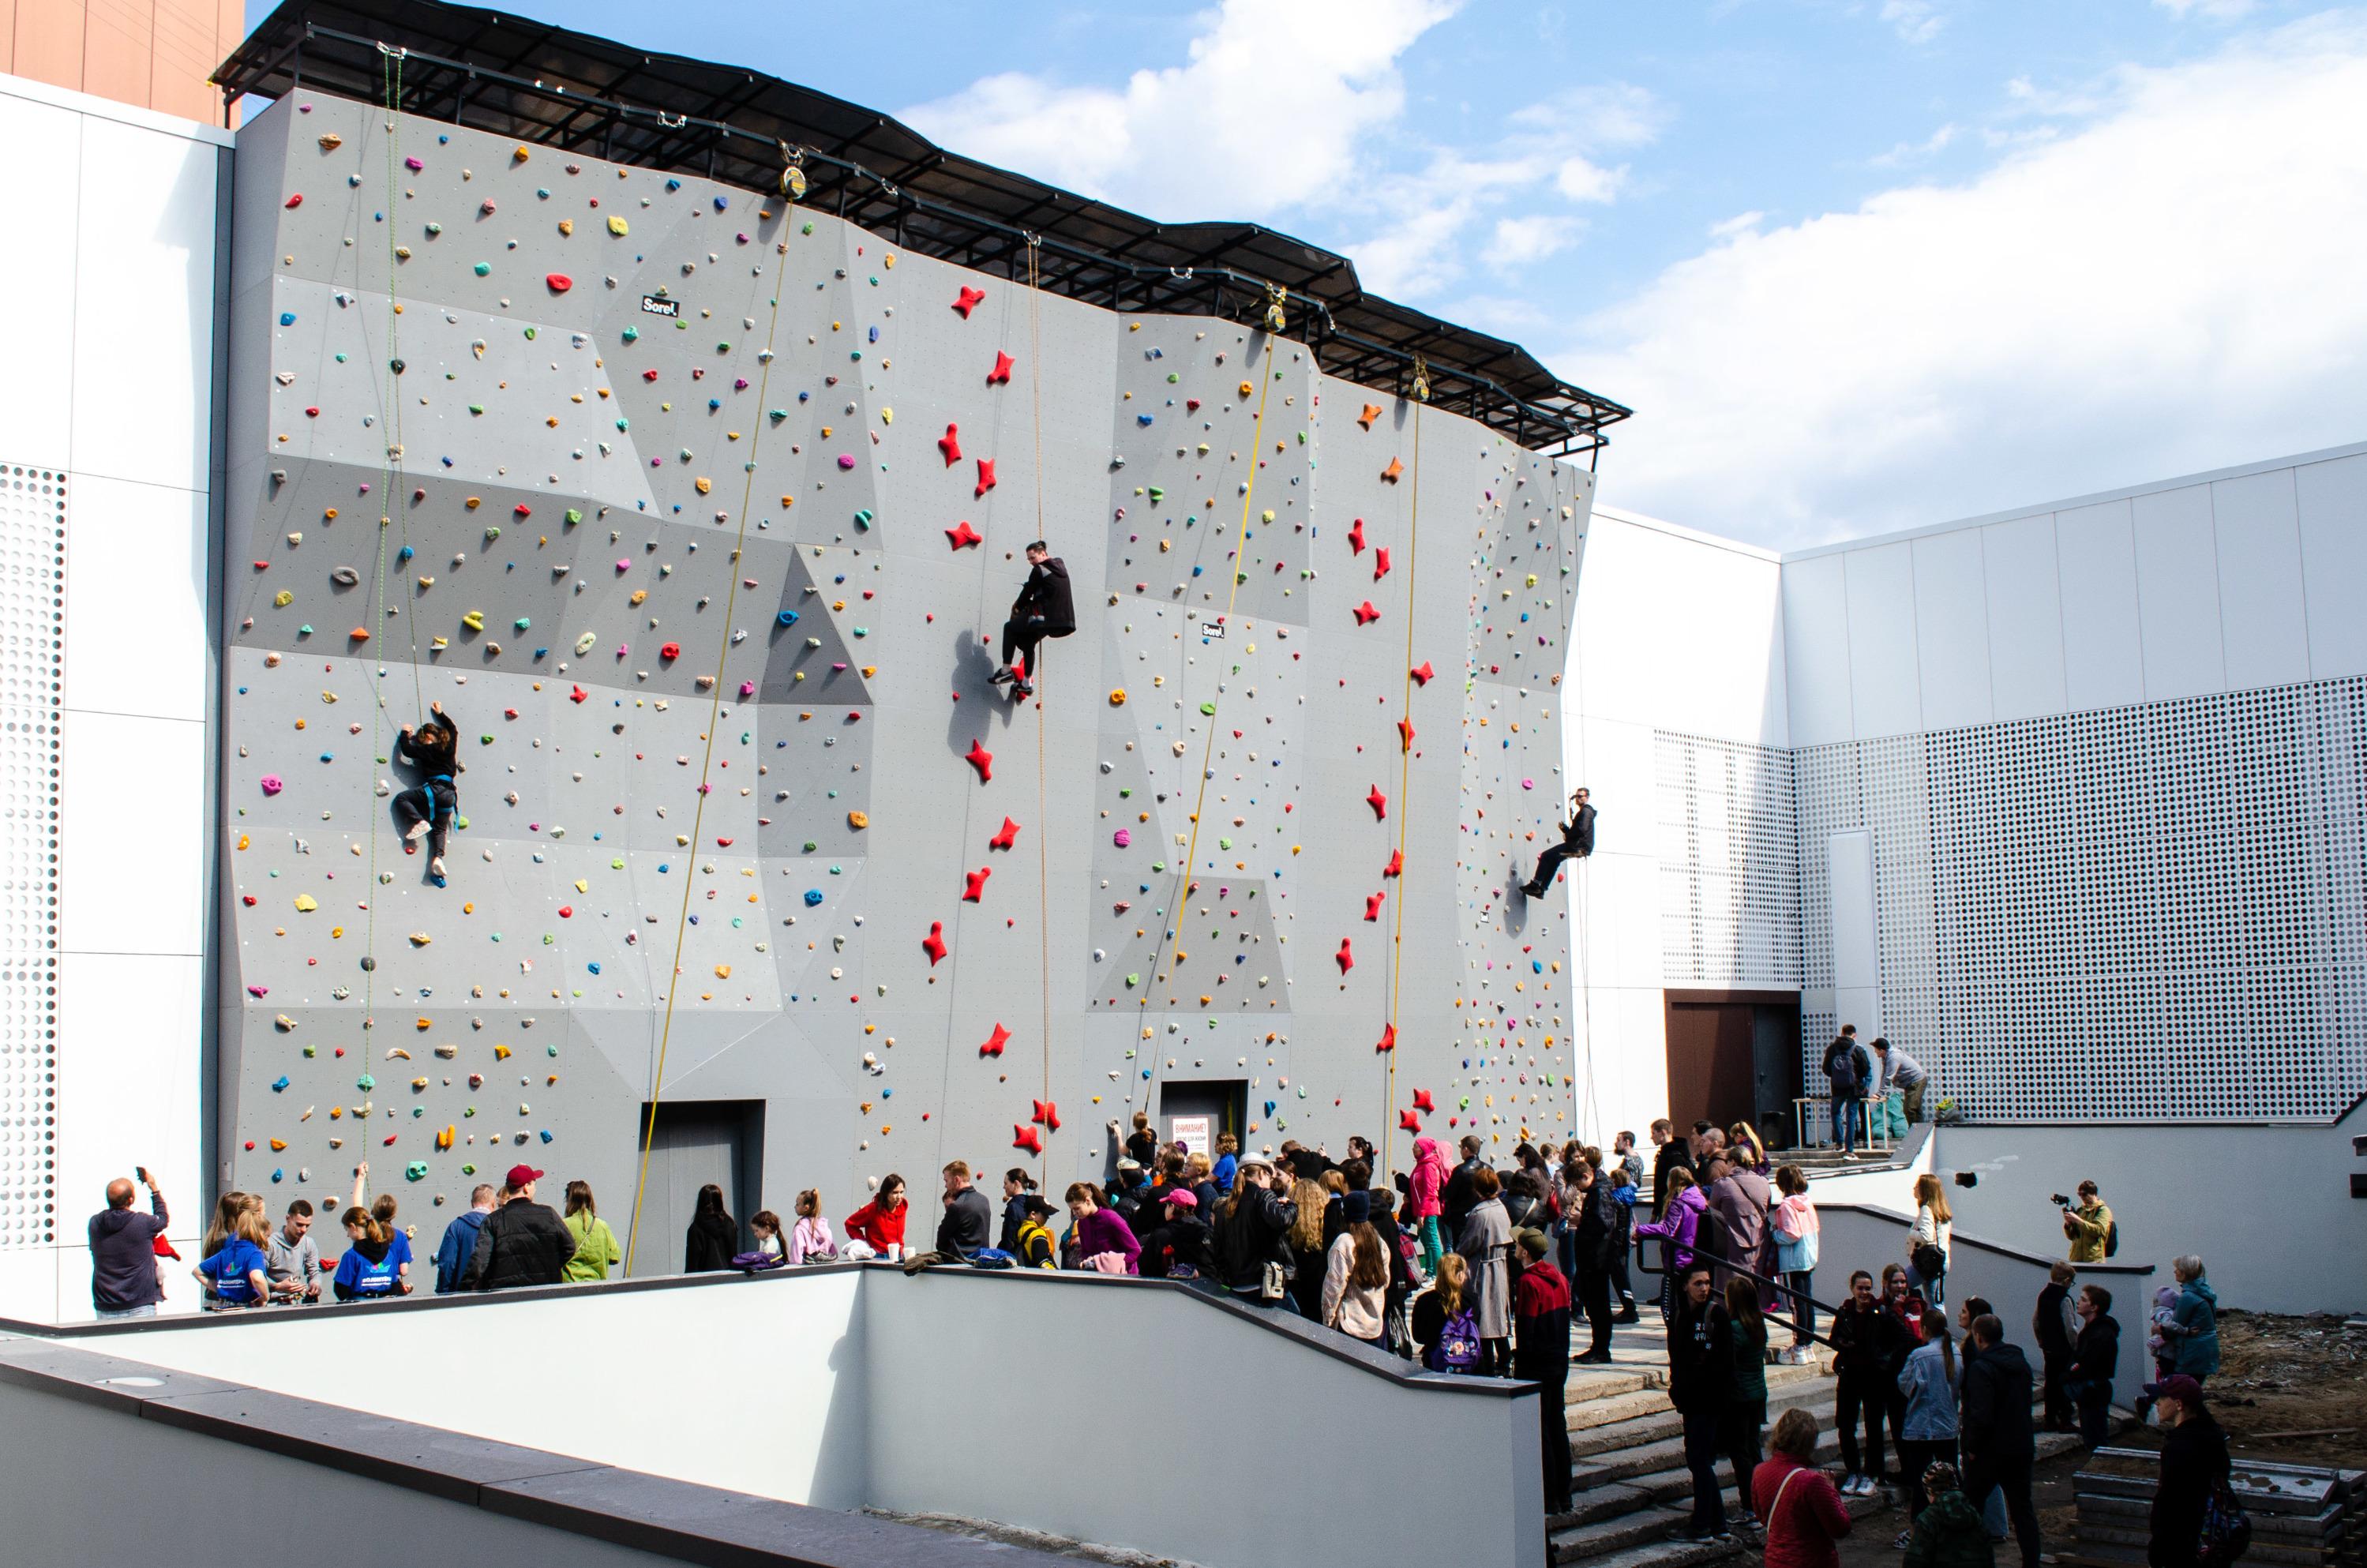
[843,1174,909,1259]
[1755,1407,1854,1568]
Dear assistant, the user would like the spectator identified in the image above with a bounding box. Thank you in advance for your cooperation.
[1341,1161,1413,1350]
[1670,1264,1737,1541]
[1901,1462,1993,1568]
[1607,1160,1641,1324]
[434,1185,497,1294]
[748,1210,788,1267]
[2034,1260,2080,1431]
[459,1165,576,1291]
[1014,1195,1060,1270]
[2065,1284,2121,1446]
[1215,1153,1296,1307]
[1412,1252,1482,1371]
[1286,1174,1334,1318]
[561,1180,622,1282]
[1650,1118,1686,1219]
[789,1190,837,1264]
[1896,1308,1962,1541]
[933,1161,993,1261]
[1322,1192,1391,1347]
[1123,1112,1159,1170]
[1211,1131,1239,1194]
[1728,1122,1772,1179]
[1409,1135,1450,1277]
[1636,1166,1707,1322]
[1754,1408,1853,1568]
[1185,1152,1221,1220]
[194,1202,272,1311]
[1772,1165,1821,1364]
[1142,1186,1216,1282]
[1831,1267,1911,1496]
[1724,1277,1771,1539]
[1442,1134,1487,1243]
[2062,1180,2113,1263]
[1821,1031,1872,1155]
[1456,1165,1515,1377]
[997,1168,1036,1254]
[265,1199,322,1304]
[1691,1123,1727,1183]
[1704,1152,1775,1292]
[1909,1173,1952,1306]
[331,1206,403,1301]
[2144,1375,2229,1568]
[88,1172,171,1320]
[2163,1256,2220,1383]
[1514,1229,1575,1514]
[1960,1314,2041,1568]
[843,1175,908,1259]
[1568,1157,1618,1363]
[1874,1038,1930,1127]
[1066,1180,1142,1274]
[685,1184,737,1273]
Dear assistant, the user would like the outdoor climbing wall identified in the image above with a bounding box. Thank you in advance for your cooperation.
[216,87,1592,1266]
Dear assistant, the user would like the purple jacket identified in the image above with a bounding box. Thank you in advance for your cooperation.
[1073,1206,1142,1274]
[88,1190,170,1312]
[1634,1185,1705,1271]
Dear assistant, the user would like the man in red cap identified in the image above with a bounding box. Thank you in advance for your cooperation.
[458,1164,576,1291]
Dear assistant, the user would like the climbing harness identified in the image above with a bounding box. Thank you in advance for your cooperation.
[1380,357,1427,1180]
[624,152,802,1274]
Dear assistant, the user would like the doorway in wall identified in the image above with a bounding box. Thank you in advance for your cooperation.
[1157,1080,1247,1163]
[625,1099,767,1276]
[1662,991,1803,1147]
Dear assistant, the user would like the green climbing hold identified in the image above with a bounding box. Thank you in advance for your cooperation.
[468,404,485,416]
[523,327,537,340]
[801,221,814,234]
[1125,973,1140,988]
[474,262,490,276]
[479,733,493,745]
[1199,702,1216,715]
[853,508,872,529]
[513,617,530,631]
[404,1161,429,1181]
[622,326,639,343]
[565,508,583,524]
[356,1074,376,1091]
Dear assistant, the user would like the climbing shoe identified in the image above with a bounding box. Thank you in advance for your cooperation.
[988,666,1015,685]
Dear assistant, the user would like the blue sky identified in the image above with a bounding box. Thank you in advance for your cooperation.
[262,1,2367,545]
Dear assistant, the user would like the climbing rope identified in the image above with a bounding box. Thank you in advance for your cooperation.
[1380,358,1427,1181]
[1026,237,1052,1187]
[623,155,802,1274]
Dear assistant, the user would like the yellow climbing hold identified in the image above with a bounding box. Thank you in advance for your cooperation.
[461,610,485,632]
[493,1044,512,1061]
[274,591,293,607]
[607,215,629,236]
[293,894,318,913]
[512,144,531,162]
[1239,381,1255,397]
[408,932,432,947]
[714,964,732,979]
[695,477,712,495]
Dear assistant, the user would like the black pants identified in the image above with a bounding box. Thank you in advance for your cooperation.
[1539,1374,1573,1513]
[392,778,458,858]
[1835,1371,1890,1479]
[1896,1436,1954,1518]
[1478,1336,1511,1378]
[2074,1380,2113,1446]
[1681,1406,1727,1532]
[1526,842,1584,891]
[1965,1450,2041,1568]
[1575,1262,1613,1357]
[1721,1398,1765,1517]
[2039,1349,2075,1430]
[1000,617,1049,676]
[1609,1235,1634,1306]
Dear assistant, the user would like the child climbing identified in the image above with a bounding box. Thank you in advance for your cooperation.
[988,541,1075,700]
[393,700,463,885]
[1521,786,1596,898]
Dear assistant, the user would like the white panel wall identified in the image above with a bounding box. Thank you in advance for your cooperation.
[2129,483,2226,700]
[1780,550,1853,747]
[2294,452,2367,677]
[1909,528,1992,730]
[2054,499,2148,711]
[1842,542,1922,737]
[2209,468,2310,691]
[0,73,226,1322]
[1978,515,2067,721]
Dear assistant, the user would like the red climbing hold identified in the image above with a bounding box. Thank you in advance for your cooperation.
[284,193,304,209]
[965,740,993,782]
[659,641,681,661]
[1353,601,1379,626]
[1364,891,1385,921]
[1348,518,1367,554]
[569,685,588,703]
[946,519,982,550]
[1375,1022,1397,1053]
[1032,1099,1061,1131]
[923,921,948,966]
[1398,1108,1423,1131]
[953,285,986,318]
[1335,938,1355,974]
[980,1022,1009,1057]
[963,866,992,902]
[1397,716,1416,752]
[1383,847,1404,879]
[1367,784,1388,820]
[1410,661,1435,686]
[546,273,573,293]
[558,906,574,918]
[1373,546,1391,582]
[938,423,962,466]
[1012,1123,1043,1154]
[1412,1088,1435,1113]
[974,457,997,497]
[988,817,1020,851]
[987,351,1014,385]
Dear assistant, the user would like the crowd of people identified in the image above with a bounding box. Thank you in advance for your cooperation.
[93,1117,2233,1568]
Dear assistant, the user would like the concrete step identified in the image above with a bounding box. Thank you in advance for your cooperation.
[1576,1419,2087,1492]
[1571,1379,1835,1456]
[1565,1347,1832,1400]
[1552,1528,1746,1568]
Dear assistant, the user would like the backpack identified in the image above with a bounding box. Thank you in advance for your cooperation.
[968,1247,1018,1270]
[2197,1480,2251,1568]
[1431,1306,1482,1373]
[2104,1218,2120,1259]
[1826,1044,1859,1092]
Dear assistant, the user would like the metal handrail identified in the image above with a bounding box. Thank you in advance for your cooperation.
[1631,1202,1843,1350]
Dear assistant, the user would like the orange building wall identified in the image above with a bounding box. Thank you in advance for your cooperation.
[3,0,244,124]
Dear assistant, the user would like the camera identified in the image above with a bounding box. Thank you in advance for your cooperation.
[2049,1193,2073,1208]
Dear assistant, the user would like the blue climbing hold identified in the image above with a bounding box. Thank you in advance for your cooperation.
[398,545,415,561]
[777,610,799,627]
[271,1168,284,1183]
[271,1075,289,1092]
[587,962,601,974]
[803,889,823,906]
[279,311,296,325]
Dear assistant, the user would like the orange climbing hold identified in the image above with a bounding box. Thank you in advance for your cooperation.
[1382,457,1404,483]
[1358,403,1382,430]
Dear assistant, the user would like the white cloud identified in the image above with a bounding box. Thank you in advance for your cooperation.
[1708,211,1765,238]
[1881,0,1947,44]
[2155,0,2257,18]
[1870,122,1958,168]
[1555,155,1627,203]
[1572,15,2367,546]
[901,0,1462,219]
[1492,214,1584,266]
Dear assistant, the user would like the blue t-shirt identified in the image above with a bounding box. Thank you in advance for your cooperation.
[199,1238,269,1307]
[386,1229,413,1277]
[332,1244,401,1300]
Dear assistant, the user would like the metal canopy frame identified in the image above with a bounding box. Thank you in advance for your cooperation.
[214,0,1631,456]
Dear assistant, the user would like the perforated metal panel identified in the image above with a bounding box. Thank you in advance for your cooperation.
[1796,678,2367,1123]
[1654,732,1799,985]
[0,464,62,1247]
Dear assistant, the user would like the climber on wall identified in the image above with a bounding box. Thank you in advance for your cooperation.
[1521,787,1596,898]
[988,541,1075,700]
[393,699,463,886]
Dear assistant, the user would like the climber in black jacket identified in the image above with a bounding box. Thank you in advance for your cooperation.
[1521,787,1596,898]
[989,542,1075,700]
[393,698,462,886]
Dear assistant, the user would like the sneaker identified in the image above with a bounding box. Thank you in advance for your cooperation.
[988,666,1015,685]
[1893,1529,1915,1550]
[406,819,431,841]
[1846,1475,1871,1496]
[429,856,446,880]
[1011,681,1034,699]
[1612,1310,1640,1325]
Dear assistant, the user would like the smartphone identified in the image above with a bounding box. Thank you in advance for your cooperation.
[135,1165,149,1185]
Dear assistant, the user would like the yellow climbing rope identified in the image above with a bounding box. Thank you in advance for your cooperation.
[1381,358,1427,1180]
[623,154,802,1274]
[1026,237,1053,1184]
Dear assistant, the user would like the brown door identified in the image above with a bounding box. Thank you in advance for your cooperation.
[1664,990,1798,1138]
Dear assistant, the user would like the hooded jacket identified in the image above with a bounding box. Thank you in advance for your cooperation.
[88,1191,171,1312]
[1011,557,1076,633]
[2169,1279,2220,1378]
[685,1210,738,1273]
[1215,1182,1297,1290]
[1669,1293,1735,1413]
[1409,1138,1448,1220]
[1634,1184,1707,1272]
[1514,1259,1574,1383]
[2149,1410,2230,1568]
[1903,1488,1993,1568]
[1960,1340,2036,1458]
[1652,1138,1691,1217]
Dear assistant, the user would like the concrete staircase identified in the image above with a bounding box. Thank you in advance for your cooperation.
[1548,1311,2083,1568]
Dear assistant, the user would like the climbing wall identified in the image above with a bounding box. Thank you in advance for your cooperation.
[215,88,1592,1264]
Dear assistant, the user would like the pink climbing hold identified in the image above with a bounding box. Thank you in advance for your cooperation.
[1367,784,1388,820]
[260,775,285,796]
[980,1022,1009,1057]
[1012,1123,1042,1154]
[404,156,424,171]
[1375,1022,1397,1054]
[738,681,755,698]
[1521,778,1535,790]
[836,454,855,470]
[963,866,991,902]
[987,351,1014,385]
[1352,600,1379,626]
[546,273,572,293]
[1410,661,1435,686]
[1364,891,1385,921]
[1112,827,1131,848]
[247,984,269,998]
[938,424,962,466]
[946,519,982,550]
[952,285,986,318]
[616,559,632,572]
[964,739,993,782]
[1335,938,1355,975]
[923,921,948,966]
[988,816,1020,851]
